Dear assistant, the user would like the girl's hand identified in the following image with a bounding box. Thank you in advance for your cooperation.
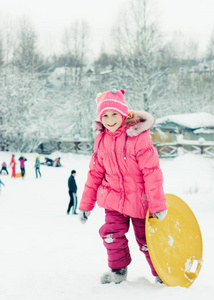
[153,209,168,221]
[79,210,91,224]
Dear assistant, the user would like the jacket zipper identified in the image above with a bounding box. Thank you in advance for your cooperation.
[113,135,126,213]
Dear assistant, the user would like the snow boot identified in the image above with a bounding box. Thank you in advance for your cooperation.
[101,267,127,284]
[155,276,165,284]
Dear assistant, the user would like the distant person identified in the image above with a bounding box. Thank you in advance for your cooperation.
[0,162,9,175]
[9,155,16,178]
[19,156,27,178]
[35,154,41,178]
[54,157,61,167]
[0,178,5,195]
[45,157,54,166]
[67,170,78,215]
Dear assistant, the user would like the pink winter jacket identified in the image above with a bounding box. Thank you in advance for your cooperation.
[79,111,167,218]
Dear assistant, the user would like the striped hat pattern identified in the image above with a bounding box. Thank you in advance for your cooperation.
[96,89,128,122]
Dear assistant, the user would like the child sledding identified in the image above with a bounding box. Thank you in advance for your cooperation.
[41,157,62,167]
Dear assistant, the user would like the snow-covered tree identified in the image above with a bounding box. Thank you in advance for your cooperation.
[206,28,214,60]
[61,21,90,84]
[13,17,38,74]
[0,9,214,153]
[111,0,166,112]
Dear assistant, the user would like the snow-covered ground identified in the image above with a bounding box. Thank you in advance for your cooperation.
[0,151,214,300]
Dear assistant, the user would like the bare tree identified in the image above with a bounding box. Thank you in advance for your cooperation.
[0,34,3,69]
[14,17,38,74]
[0,17,18,69]
[165,31,199,63]
[62,21,90,84]
[206,28,214,60]
[112,0,164,112]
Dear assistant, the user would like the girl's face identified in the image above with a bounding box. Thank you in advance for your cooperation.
[102,111,123,132]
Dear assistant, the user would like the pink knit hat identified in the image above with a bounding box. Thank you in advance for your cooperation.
[96,89,128,122]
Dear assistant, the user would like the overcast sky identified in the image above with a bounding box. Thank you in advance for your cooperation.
[0,0,214,57]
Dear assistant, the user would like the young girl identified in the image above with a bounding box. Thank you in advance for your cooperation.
[79,89,167,284]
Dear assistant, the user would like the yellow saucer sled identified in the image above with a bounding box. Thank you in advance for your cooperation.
[15,172,25,177]
[15,172,22,177]
[146,193,203,288]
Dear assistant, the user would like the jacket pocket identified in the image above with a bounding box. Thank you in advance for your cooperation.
[136,183,148,210]
[97,185,110,206]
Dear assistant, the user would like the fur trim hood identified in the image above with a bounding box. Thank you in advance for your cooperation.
[92,111,155,137]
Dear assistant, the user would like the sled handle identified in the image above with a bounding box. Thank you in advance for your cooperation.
[184,260,203,282]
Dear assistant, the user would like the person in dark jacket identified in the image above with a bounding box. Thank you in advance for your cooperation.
[0,162,9,175]
[45,157,54,166]
[67,170,78,215]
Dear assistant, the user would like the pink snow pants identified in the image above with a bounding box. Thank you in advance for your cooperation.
[99,209,158,276]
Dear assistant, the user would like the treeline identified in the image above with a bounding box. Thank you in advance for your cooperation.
[0,0,214,152]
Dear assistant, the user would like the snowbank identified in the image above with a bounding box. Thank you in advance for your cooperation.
[0,151,213,300]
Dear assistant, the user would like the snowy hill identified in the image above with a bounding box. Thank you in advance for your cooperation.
[0,151,214,300]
